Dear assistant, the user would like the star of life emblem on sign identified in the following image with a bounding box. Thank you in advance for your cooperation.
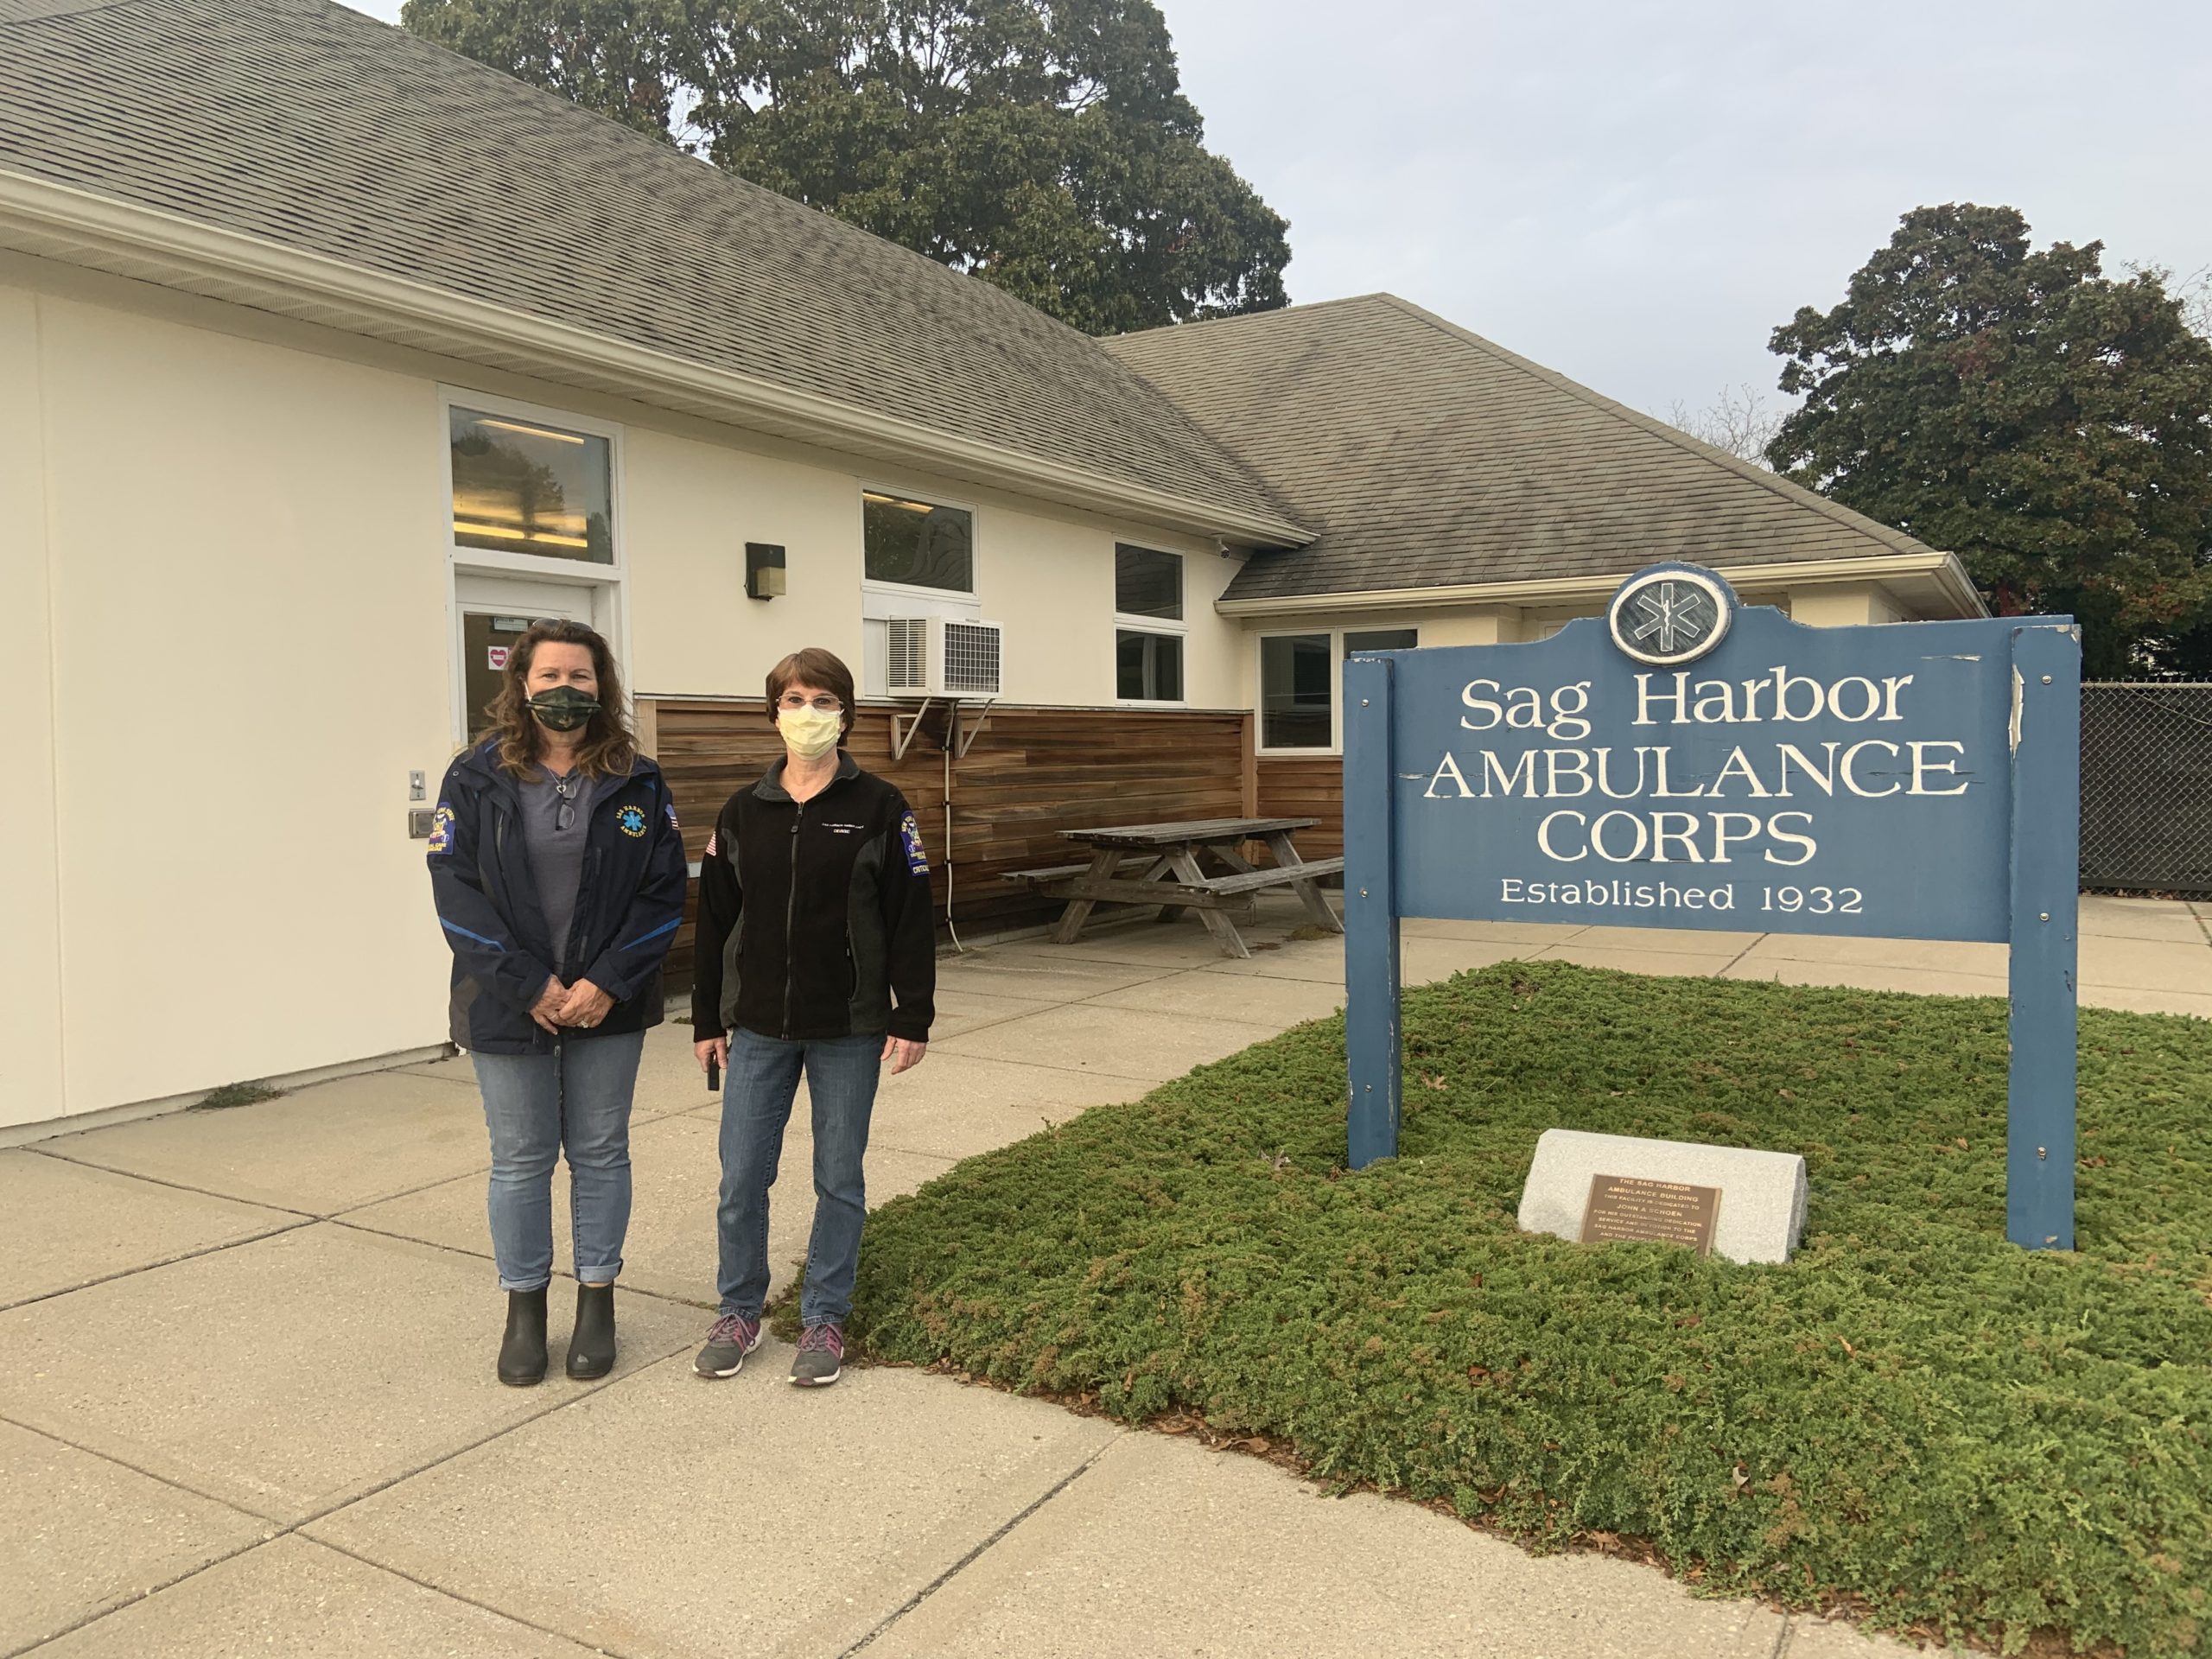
[1605,565,1735,667]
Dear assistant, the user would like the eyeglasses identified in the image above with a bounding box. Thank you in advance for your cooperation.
[778,695,843,713]
[550,768,583,831]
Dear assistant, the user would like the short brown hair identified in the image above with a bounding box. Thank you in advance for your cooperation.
[766,648,858,743]
[485,620,638,779]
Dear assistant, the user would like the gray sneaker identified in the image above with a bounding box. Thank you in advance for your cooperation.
[790,1322,845,1387]
[695,1313,762,1378]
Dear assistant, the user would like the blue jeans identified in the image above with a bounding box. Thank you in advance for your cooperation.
[715,1027,882,1326]
[473,1029,645,1293]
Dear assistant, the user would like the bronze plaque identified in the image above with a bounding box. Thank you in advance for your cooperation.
[1580,1173,1721,1256]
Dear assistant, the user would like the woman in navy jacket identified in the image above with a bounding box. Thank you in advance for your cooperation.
[428,620,687,1386]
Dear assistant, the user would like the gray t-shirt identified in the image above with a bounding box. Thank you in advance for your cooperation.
[520,766,597,976]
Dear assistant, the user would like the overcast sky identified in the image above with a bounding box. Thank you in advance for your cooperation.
[346,0,2211,422]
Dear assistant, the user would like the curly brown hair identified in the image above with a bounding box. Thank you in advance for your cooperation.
[485,620,639,779]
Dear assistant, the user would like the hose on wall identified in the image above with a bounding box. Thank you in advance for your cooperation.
[942,732,967,953]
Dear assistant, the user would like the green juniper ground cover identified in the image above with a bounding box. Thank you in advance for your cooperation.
[844,963,2211,1656]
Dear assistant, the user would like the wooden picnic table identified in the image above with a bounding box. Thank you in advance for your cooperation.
[1003,817,1345,959]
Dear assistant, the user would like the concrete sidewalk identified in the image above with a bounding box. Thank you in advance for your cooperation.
[4,895,2205,1657]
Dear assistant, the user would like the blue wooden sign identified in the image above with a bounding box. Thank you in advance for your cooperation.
[1342,563,2082,1250]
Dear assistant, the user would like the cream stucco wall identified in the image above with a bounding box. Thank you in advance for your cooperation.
[977,499,1235,709]
[512,378,1240,715]
[1173,538,1247,709]
[621,423,869,696]
[1789,582,1904,627]
[625,441,1236,710]
[0,260,1256,1128]
[16,289,458,1127]
[0,286,67,1128]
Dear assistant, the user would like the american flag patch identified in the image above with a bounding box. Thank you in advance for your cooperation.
[705,829,716,857]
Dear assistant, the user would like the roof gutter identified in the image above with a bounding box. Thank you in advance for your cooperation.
[0,169,1313,549]
[1215,552,1988,620]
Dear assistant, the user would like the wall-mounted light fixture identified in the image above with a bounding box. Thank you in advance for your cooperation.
[746,542,786,600]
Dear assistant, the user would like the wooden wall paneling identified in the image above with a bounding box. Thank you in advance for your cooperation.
[1256,755,1347,862]
[653,702,1254,982]
[1241,712,1260,817]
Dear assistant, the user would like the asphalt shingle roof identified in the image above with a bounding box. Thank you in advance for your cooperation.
[1104,294,1944,604]
[0,0,1290,527]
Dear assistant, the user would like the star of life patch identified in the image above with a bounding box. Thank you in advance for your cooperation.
[899,810,929,875]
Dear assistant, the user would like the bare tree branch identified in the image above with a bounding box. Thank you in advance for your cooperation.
[2177,265,2212,341]
[1662,384,1785,468]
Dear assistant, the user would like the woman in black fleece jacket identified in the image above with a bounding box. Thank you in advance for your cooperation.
[687,647,936,1388]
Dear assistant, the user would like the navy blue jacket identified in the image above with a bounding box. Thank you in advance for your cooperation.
[427,738,688,1055]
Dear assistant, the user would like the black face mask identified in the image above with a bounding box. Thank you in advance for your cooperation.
[527,686,601,733]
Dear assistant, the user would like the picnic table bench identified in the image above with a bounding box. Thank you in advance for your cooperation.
[1003,817,1344,959]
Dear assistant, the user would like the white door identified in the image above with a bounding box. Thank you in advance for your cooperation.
[452,575,605,741]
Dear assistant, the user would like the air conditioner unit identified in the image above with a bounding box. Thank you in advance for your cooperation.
[884,616,1003,698]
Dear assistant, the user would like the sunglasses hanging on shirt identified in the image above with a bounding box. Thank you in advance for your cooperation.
[550,768,583,831]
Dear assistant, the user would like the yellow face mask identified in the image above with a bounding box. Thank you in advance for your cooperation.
[778,705,842,760]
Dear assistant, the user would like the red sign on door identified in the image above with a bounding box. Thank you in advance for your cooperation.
[487,646,511,671]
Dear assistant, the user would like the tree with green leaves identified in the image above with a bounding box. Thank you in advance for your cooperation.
[1766,204,2212,677]
[400,0,1288,336]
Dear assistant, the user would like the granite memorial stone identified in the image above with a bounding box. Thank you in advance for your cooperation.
[1517,1128,1808,1265]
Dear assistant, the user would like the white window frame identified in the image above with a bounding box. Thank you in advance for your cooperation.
[440,387,629,747]
[1113,545,1188,707]
[858,481,982,606]
[1254,626,1421,757]
[441,388,626,580]
[1255,626,1344,756]
[1113,626,1188,707]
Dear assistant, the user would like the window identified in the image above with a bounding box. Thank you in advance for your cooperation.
[865,492,973,592]
[1344,627,1418,656]
[1117,631,1184,701]
[1115,545,1182,619]
[1255,628,1422,750]
[1111,544,1185,702]
[449,406,613,563]
[1260,633,1334,749]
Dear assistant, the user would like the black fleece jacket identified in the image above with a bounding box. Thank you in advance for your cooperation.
[690,753,936,1043]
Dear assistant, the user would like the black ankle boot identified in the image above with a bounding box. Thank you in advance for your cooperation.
[498,1287,549,1386]
[566,1282,617,1380]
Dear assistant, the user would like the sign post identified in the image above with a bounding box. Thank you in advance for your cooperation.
[1342,563,2082,1250]
[1344,654,1402,1171]
[2005,625,2081,1249]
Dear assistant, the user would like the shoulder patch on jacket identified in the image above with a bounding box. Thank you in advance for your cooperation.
[705,828,716,857]
[898,810,929,875]
[427,804,455,855]
[665,800,680,830]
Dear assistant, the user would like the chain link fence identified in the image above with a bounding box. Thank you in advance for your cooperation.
[2081,683,2212,894]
